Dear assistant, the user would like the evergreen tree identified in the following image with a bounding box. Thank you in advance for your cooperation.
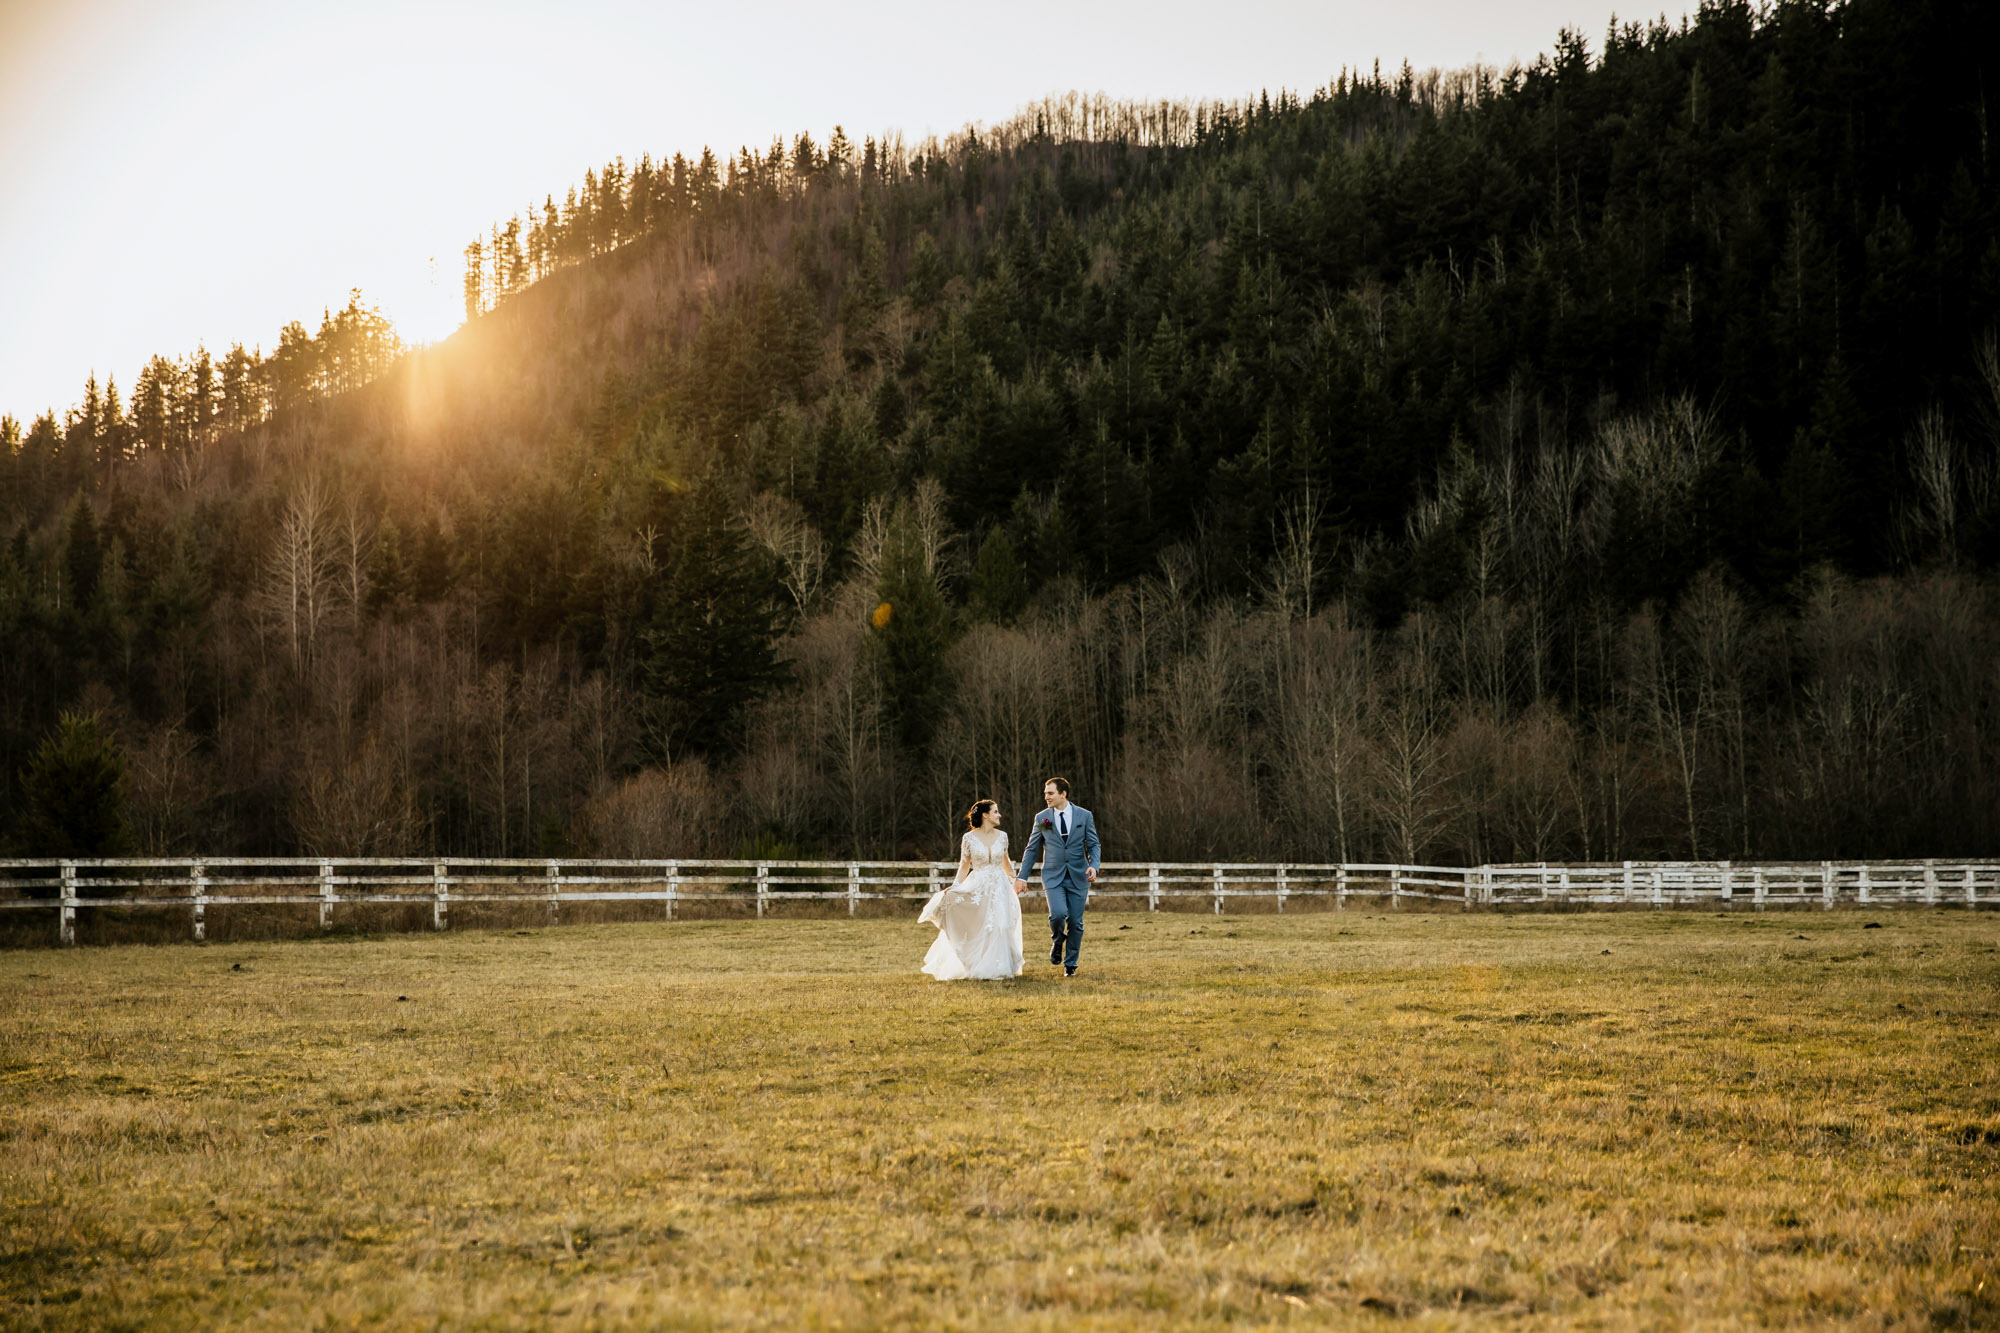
[365,515,410,616]
[463,239,486,320]
[131,355,175,454]
[64,496,101,611]
[189,345,215,440]
[220,344,258,431]
[871,502,955,749]
[966,526,1028,623]
[409,510,451,603]
[637,482,786,758]
[12,711,130,856]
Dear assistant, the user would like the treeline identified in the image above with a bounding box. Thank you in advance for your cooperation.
[2,292,400,510]
[3,0,1999,864]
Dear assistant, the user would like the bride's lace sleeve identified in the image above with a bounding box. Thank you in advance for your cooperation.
[951,832,973,885]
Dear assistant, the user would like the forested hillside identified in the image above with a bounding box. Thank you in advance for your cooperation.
[4,0,1998,864]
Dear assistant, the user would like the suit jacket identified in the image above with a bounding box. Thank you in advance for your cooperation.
[1019,804,1101,892]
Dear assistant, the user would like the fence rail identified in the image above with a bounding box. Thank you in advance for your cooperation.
[1,856,1994,945]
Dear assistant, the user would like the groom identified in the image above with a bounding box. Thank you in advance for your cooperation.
[1016,777,1100,978]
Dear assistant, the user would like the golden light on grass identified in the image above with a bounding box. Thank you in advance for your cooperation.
[2,909,1996,1326]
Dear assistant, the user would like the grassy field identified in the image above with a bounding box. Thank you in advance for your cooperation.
[2,908,1997,1330]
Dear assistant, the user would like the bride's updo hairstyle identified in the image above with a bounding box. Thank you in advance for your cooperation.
[965,799,999,829]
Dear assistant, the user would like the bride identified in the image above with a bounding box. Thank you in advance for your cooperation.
[919,798,1025,980]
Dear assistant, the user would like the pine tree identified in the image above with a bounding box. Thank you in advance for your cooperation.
[131,355,175,454]
[189,346,215,443]
[64,495,101,611]
[12,710,131,856]
[99,376,127,472]
[463,239,486,320]
[220,344,259,432]
[966,526,1028,623]
[871,501,955,749]
[409,510,451,603]
[501,216,527,297]
[365,515,410,616]
[637,482,786,758]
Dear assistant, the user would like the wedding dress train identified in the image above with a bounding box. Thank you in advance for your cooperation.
[919,830,1024,980]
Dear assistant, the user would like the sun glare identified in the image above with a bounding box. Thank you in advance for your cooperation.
[389,255,470,349]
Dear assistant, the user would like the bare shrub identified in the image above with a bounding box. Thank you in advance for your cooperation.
[1108,737,1259,862]
[124,721,215,854]
[291,735,420,856]
[574,762,726,858]
[736,727,817,846]
[1488,702,1581,862]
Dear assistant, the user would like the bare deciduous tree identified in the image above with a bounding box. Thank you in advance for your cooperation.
[258,476,337,671]
[746,492,829,616]
[574,762,725,858]
[291,733,419,856]
[1368,616,1457,864]
[1258,487,1330,621]
[1274,605,1372,861]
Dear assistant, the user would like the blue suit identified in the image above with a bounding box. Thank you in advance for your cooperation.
[1020,804,1100,968]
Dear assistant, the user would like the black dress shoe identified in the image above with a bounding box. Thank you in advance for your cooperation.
[1064,966,1077,978]
[1050,938,1064,966]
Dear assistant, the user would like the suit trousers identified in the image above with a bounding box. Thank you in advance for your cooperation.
[1046,875,1089,967]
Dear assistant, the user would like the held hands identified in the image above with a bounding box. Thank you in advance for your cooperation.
[1013,879,1028,895]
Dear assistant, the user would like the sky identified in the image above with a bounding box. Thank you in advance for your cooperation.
[0,0,1659,423]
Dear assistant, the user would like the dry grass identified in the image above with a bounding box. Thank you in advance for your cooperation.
[2,909,1997,1330]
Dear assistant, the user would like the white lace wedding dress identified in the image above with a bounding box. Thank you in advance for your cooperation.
[919,830,1024,980]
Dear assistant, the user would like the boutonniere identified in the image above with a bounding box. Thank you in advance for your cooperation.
[1036,814,1055,833]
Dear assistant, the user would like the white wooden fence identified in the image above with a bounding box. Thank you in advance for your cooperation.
[1,857,1994,945]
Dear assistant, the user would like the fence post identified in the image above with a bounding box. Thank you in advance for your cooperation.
[1966,867,1977,907]
[1622,861,1634,904]
[1652,867,1663,908]
[1148,864,1160,912]
[1556,866,1567,903]
[1822,861,1834,910]
[1211,864,1224,915]
[1463,868,1474,912]
[1390,866,1402,908]
[1924,862,1938,905]
[434,863,449,931]
[667,862,679,920]
[59,861,77,946]
[1754,866,1767,911]
[848,862,860,916]
[190,861,207,941]
[1720,861,1732,907]
[1336,866,1348,911]
[319,860,335,930]
[1275,864,1288,914]
[541,860,557,927]
[1858,864,1871,904]
[758,863,771,917]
